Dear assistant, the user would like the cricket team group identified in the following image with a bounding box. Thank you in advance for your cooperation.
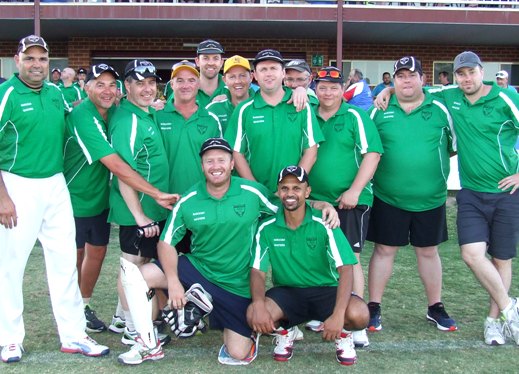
[0,33,519,366]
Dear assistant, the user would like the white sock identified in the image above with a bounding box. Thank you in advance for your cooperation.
[83,298,91,306]
[115,299,124,318]
[486,316,497,323]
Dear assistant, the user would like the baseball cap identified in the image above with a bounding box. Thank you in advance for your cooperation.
[285,59,311,74]
[277,165,309,184]
[124,59,161,81]
[86,64,119,83]
[453,51,482,72]
[199,137,232,156]
[393,56,422,76]
[77,67,87,75]
[171,60,199,79]
[197,39,224,55]
[17,35,48,54]
[223,55,251,74]
[496,70,509,79]
[315,67,344,84]
[51,68,61,74]
[253,49,284,67]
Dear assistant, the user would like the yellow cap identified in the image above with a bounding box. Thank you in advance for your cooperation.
[223,55,251,74]
[171,60,199,79]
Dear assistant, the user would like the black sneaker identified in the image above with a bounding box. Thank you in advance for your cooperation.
[367,302,382,332]
[426,302,457,331]
[85,305,107,333]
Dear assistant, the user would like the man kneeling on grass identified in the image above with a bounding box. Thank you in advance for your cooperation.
[248,166,369,365]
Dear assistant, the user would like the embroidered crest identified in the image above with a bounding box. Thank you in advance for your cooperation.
[233,204,245,217]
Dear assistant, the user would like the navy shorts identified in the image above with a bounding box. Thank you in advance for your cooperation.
[155,255,252,338]
[336,205,370,253]
[266,286,339,328]
[367,196,448,247]
[119,220,165,259]
[456,188,519,260]
[74,209,110,248]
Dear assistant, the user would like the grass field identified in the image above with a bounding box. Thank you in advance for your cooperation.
[3,204,519,373]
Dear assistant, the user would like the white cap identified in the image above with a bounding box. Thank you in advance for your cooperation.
[496,70,509,79]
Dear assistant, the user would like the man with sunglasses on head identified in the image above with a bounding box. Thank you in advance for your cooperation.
[0,35,109,364]
[108,59,174,347]
[64,63,179,334]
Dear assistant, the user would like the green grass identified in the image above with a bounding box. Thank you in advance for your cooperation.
[4,205,519,373]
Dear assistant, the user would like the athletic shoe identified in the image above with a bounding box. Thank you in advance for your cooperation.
[352,329,370,348]
[118,335,164,365]
[273,327,299,361]
[217,334,259,366]
[108,315,126,334]
[305,320,324,332]
[502,297,519,345]
[335,331,357,366]
[1,343,24,363]
[484,318,506,346]
[61,336,109,357]
[272,325,304,341]
[426,302,458,331]
[121,327,171,347]
[367,302,382,332]
[85,305,107,333]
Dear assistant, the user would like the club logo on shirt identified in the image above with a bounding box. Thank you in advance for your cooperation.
[287,112,298,123]
[306,237,317,250]
[233,204,245,217]
[334,123,344,132]
[197,124,208,134]
[483,105,494,116]
[421,110,432,121]
[52,97,62,110]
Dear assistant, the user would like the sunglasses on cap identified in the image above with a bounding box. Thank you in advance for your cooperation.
[125,65,157,78]
[317,69,342,79]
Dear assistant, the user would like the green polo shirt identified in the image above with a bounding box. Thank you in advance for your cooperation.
[0,74,69,178]
[108,98,169,225]
[161,176,278,298]
[309,102,383,206]
[60,84,85,108]
[63,98,116,217]
[205,88,256,133]
[195,75,228,108]
[225,87,324,192]
[428,82,519,193]
[368,91,454,211]
[251,204,357,288]
[157,102,222,194]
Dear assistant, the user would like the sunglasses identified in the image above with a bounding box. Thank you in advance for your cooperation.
[317,69,342,79]
[126,65,157,78]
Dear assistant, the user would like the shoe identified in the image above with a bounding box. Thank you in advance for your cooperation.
[273,327,299,361]
[1,343,24,363]
[85,305,107,333]
[335,331,357,366]
[484,318,506,346]
[352,329,370,348]
[502,297,519,345]
[272,325,304,341]
[118,335,164,365]
[367,302,382,332]
[305,320,324,332]
[426,302,458,331]
[108,315,126,334]
[217,334,259,366]
[61,336,109,357]
[121,327,171,347]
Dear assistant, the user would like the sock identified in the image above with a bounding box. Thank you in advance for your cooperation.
[124,310,135,331]
[486,316,497,323]
[115,299,124,318]
[83,298,91,306]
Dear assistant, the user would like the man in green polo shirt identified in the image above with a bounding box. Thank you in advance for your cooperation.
[64,63,179,334]
[109,59,171,346]
[225,49,324,193]
[60,67,86,108]
[367,56,457,334]
[194,39,228,108]
[284,59,319,106]
[306,66,382,348]
[0,35,109,364]
[248,166,369,366]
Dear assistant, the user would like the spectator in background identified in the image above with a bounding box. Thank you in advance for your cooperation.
[343,68,373,111]
[50,67,62,86]
[438,71,451,86]
[371,72,393,98]
[496,70,517,93]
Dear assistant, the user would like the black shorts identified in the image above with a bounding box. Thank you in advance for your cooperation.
[119,220,166,259]
[154,256,252,338]
[456,188,519,260]
[266,286,339,328]
[336,205,370,253]
[366,196,448,247]
[74,209,110,249]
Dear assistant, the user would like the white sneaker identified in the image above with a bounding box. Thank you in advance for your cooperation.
[272,325,304,341]
[118,336,164,365]
[273,327,299,361]
[352,329,370,348]
[484,318,505,346]
[1,343,24,363]
[121,327,171,347]
[502,297,519,345]
[335,331,357,366]
[305,320,324,332]
[108,315,126,334]
[61,336,109,357]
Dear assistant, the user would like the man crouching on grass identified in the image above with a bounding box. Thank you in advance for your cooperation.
[248,166,369,365]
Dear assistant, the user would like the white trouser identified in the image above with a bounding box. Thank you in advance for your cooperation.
[0,171,86,345]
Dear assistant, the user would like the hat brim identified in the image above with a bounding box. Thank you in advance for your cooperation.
[172,66,199,79]
[454,63,480,72]
[253,57,285,67]
[198,48,224,55]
